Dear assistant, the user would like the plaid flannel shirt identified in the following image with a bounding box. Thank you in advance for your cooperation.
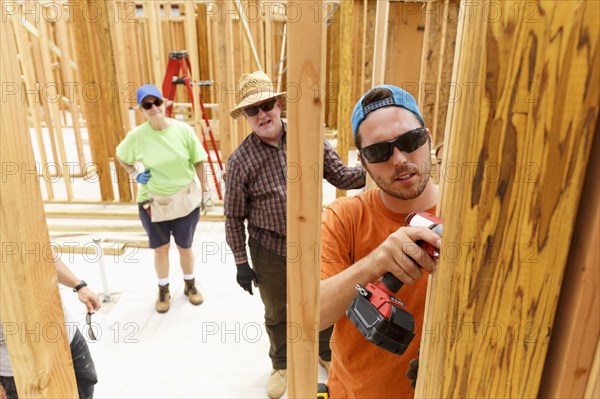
[225,123,366,264]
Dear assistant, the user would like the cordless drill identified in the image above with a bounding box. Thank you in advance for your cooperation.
[346,211,443,355]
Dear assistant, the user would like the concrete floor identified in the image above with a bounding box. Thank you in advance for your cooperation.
[60,208,330,398]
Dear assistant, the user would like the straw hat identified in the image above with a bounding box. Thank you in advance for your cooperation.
[230,71,286,119]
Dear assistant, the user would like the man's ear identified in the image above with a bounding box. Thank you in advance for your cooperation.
[357,152,368,170]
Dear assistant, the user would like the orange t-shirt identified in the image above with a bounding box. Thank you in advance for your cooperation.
[321,189,435,398]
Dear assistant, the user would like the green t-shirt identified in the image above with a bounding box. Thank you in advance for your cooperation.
[116,119,208,203]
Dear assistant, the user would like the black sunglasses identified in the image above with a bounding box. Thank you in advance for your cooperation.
[243,99,277,117]
[86,312,97,341]
[360,127,428,163]
[141,98,164,110]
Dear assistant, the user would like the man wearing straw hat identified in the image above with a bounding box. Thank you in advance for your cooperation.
[225,71,365,399]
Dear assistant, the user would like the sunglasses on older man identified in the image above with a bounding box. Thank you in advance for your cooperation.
[243,99,277,117]
[360,127,428,163]
[141,98,164,110]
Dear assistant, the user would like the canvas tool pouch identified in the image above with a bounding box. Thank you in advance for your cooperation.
[148,181,201,222]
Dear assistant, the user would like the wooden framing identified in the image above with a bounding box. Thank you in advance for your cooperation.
[1,19,77,397]
[385,1,426,96]
[286,0,326,395]
[538,123,600,396]
[418,0,459,145]
[371,0,389,86]
[69,0,124,201]
[335,0,353,198]
[416,1,599,397]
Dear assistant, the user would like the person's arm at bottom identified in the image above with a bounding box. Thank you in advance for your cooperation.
[54,258,101,313]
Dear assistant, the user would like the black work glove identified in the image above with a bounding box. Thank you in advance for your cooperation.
[236,262,257,295]
[406,350,419,388]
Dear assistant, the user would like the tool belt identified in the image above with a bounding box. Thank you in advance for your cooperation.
[143,180,201,222]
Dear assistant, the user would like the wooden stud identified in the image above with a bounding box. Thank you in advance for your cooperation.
[384,1,425,96]
[434,0,459,146]
[235,0,263,71]
[54,15,87,171]
[11,18,55,200]
[286,0,326,395]
[335,0,353,198]
[264,1,273,76]
[0,18,78,397]
[37,17,74,200]
[144,1,166,86]
[276,22,287,91]
[371,0,389,86]
[418,0,443,131]
[227,1,243,151]
[365,0,390,192]
[538,118,600,396]
[196,3,213,103]
[69,0,126,201]
[416,1,600,397]
[29,21,62,181]
[184,1,206,160]
[325,8,339,130]
[213,0,236,163]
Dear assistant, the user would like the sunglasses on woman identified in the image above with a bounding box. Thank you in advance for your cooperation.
[360,127,428,163]
[243,99,277,117]
[141,98,164,110]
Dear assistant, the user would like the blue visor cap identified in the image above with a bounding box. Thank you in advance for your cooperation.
[351,85,424,138]
[136,84,163,105]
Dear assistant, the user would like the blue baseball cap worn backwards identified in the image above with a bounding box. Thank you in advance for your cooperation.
[351,84,424,138]
[136,84,163,105]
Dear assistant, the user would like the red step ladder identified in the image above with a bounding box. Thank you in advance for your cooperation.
[162,50,224,200]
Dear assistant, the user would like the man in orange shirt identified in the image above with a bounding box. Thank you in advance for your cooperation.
[320,85,441,398]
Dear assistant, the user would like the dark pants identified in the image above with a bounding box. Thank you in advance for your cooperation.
[249,237,287,370]
[248,238,334,369]
[319,326,333,361]
[71,329,98,398]
[0,375,17,399]
[0,330,97,398]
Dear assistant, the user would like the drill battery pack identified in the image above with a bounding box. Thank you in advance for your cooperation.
[347,284,415,355]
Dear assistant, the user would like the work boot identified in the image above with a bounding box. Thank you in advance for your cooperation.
[318,357,331,373]
[267,369,287,399]
[155,284,171,313]
[184,278,204,305]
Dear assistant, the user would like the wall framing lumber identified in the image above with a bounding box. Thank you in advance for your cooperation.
[286,0,326,395]
[213,0,237,163]
[416,1,600,398]
[385,1,425,97]
[538,119,600,397]
[69,0,130,202]
[0,19,78,397]
[54,16,87,171]
[418,0,459,145]
[11,17,55,200]
[371,0,389,86]
[335,0,353,199]
[37,17,74,200]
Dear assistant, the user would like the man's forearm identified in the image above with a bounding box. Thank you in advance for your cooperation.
[55,258,80,289]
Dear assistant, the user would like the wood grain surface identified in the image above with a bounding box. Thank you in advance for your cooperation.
[417,1,599,397]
